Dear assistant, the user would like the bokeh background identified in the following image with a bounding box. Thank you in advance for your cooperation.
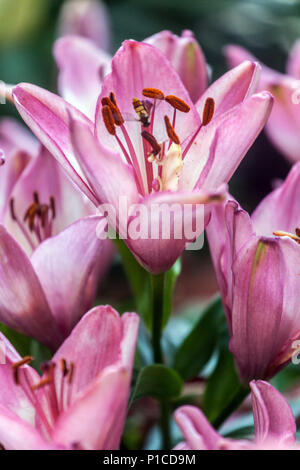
[0,0,298,306]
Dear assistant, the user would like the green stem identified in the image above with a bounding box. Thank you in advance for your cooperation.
[151,273,165,363]
[212,385,250,429]
[150,273,171,449]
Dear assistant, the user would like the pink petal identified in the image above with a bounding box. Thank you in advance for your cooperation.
[54,35,111,119]
[12,84,98,205]
[252,162,300,236]
[230,237,285,382]
[0,117,38,156]
[264,78,300,163]
[180,92,273,191]
[196,60,261,117]
[70,115,139,225]
[174,405,221,450]
[52,306,139,399]
[31,217,113,337]
[145,30,207,102]
[125,187,225,274]
[250,380,296,444]
[286,39,300,78]
[0,225,63,349]
[52,366,129,450]
[58,0,111,51]
[0,405,55,450]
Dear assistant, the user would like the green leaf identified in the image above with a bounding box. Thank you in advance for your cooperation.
[202,338,249,427]
[0,324,32,357]
[131,364,183,404]
[162,259,181,328]
[173,296,224,380]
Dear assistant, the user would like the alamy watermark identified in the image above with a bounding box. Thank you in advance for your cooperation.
[95,196,206,251]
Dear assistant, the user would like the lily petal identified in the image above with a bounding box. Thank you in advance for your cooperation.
[12,84,98,205]
[144,30,207,102]
[287,39,300,78]
[0,405,55,450]
[250,380,296,444]
[52,306,139,398]
[230,237,285,383]
[52,366,129,450]
[196,60,260,117]
[180,92,273,191]
[252,162,300,236]
[54,35,111,119]
[0,225,63,349]
[174,405,221,450]
[31,217,113,337]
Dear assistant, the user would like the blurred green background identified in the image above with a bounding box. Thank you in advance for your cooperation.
[0,0,299,301]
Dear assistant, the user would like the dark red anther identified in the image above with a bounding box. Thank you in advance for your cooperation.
[164,115,180,145]
[142,88,164,100]
[10,198,16,221]
[102,105,116,136]
[50,196,56,219]
[165,95,190,113]
[202,97,215,126]
[141,130,161,155]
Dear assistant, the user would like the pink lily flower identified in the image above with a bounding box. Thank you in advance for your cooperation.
[58,0,111,51]
[225,42,300,163]
[207,162,300,383]
[11,40,272,273]
[0,305,139,450]
[174,380,298,450]
[0,118,113,350]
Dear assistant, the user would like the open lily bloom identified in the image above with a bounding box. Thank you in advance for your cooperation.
[0,306,139,450]
[0,118,113,350]
[207,162,300,383]
[174,380,299,450]
[12,40,272,273]
[225,42,300,163]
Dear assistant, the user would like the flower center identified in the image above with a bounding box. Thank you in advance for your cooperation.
[12,356,75,439]
[101,88,214,196]
[9,192,56,251]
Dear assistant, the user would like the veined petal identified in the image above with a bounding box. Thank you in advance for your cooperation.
[54,35,111,119]
[124,187,224,274]
[31,217,113,337]
[230,237,285,383]
[0,405,54,450]
[12,84,98,205]
[52,366,129,450]
[180,92,273,191]
[0,225,63,350]
[174,405,221,450]
[52,306,139,400]
[250,380,296,444]
[196,60,260,117]
[144,30,207,102]
[0,117,38,157]
[287,39,300,78]
[252,162,300,236]
[264,78,300,164]
[70,116,139,231]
